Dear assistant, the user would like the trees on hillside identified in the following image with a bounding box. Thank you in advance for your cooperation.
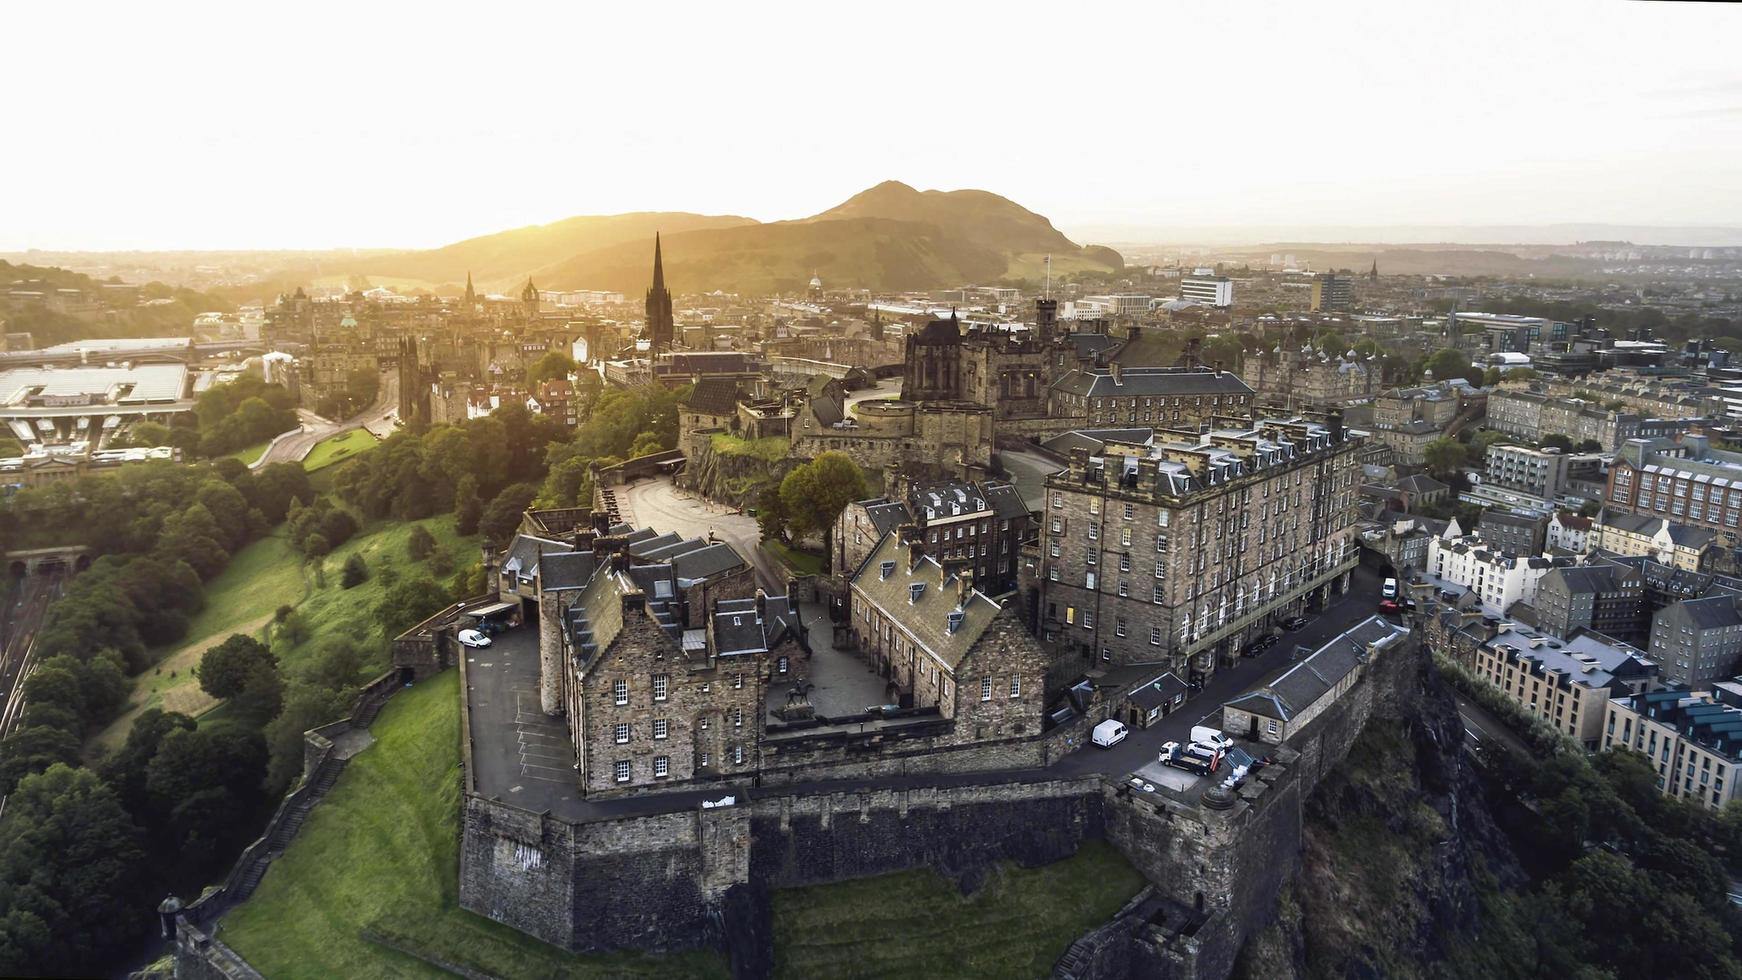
[769,453,870,556]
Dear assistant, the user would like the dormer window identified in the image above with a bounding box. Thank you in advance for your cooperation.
[947,611,965,634]
[880,560,896,579]
[909,582,926,603]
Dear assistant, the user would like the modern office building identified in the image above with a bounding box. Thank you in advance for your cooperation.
[1179,274,1234,308]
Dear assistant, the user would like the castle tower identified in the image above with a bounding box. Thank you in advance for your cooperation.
[1035,297,1059,347]
[645,234,674,353]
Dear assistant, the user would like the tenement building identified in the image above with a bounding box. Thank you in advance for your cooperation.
[1604,689,1742,812]
[831,479,1032,606]
[1046,363,1255,429]
[1471,626,1658,748]
[1034,418,1361,684]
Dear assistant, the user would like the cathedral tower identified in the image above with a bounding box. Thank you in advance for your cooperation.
[645,234,674,352]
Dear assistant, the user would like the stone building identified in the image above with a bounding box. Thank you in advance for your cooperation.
[1595,511,1719,571]
[1046,364,1255,430]
[1223,616,1407,744]
[561,561,805,797]
[1531,562,1645,641]
[1472,626,1658,748]
[1243,346,1380,409]
[1649,594,1742,689]
[1605,689,1742,812]
[1034,418,1361,685]
[1477,509,1549,557]
[831,480,1032,606]
[848,533,1051,732]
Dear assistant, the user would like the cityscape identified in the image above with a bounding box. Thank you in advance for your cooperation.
[2,3,1741,979]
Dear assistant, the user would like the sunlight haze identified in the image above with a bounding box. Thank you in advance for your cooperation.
[3,0,1739,249]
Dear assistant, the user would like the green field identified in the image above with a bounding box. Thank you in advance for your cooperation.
[710,431,789,462]
[267,514,479,678]
[766,539,825,576]
[771,840,1144,979]
[304,429,378,471]
[89,532,307,753]
[221,671,726,979]
[229,440,271,465]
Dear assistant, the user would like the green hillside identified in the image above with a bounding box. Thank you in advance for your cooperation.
[320,183,1122,296]
[346,212,757,293]
[0,260,234,346]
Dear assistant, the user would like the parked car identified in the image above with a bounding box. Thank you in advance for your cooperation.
[1382,577,1399,600]
[457,629,492,648]
[474,619,507,635]
[1091,719,1129,748]
[1378,599,1401,613]
[1282,615,1311,631]
[1190,725,1236,752]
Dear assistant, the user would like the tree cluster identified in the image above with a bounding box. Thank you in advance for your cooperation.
[287,495,359,559]
[192,375,299,457]
[756,452,870,563]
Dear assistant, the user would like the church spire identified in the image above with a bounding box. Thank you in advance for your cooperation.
[464,271,476,311]
[645,233,674,353]
[652,232,666,292]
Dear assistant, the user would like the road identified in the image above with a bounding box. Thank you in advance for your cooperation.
[0,570,64,743]
[843,376,901,415]
[616,477,781,590]
[1052,563,1384,778]
[1453,691,1531,756]
[255,371,399,468]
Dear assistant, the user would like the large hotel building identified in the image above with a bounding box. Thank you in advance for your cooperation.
[1033,417,1362,685]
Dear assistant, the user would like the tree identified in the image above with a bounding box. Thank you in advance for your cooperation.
[479,482,538,545]
[1423,347,1477,384]
[0,724,83,795]
[195,634,275,700]
[1542,433,1574,453]
[252,463,315,524]
[526,350,577,389]
[756,483,790,545]
[263,684,348,794]
[407,524,437,561]
[100,708,196,820]
[376,577,452,637]
[304,638,366,692]
[340,553,369,588]
[1423,437,1467,476]
[0,765,147,976]
[144,726,268,851]
[454,475,483,536]
[777,452,870,547]
[231,659,285,726]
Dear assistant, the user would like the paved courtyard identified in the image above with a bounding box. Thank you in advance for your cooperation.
[765,600,892,721]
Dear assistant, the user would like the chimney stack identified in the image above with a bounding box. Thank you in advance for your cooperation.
[754,588,767,621]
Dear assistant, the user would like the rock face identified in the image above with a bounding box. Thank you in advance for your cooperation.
[677,437,795,508]
[1230,625,1522,980]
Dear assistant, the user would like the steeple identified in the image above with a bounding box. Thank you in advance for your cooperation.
[645,234,674,353]
[521,277,539,319]
[464,271,477,312]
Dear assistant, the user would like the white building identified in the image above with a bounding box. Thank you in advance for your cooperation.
[1546,512,1594,554]
[1426,533,1559,615]
[1179,274,1234,308]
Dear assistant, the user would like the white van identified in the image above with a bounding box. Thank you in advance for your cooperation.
[1382,577,1398,600]
[1091,719,1129,748]
[1190,725,1235,752]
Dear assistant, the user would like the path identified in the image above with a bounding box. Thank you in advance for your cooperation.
[88,611,278,755]
[256,372,398,468]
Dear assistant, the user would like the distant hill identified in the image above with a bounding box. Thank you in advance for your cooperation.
[338,182,1121,295]
[346,212,757,292]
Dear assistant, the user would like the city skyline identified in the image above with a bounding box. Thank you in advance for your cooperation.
[3,0,1740,251]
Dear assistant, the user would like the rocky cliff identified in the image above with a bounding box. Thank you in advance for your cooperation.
[1231,632,1522,980]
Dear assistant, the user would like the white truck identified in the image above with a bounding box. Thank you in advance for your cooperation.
[1159,740,1224,776]
[1190,725,1235,752]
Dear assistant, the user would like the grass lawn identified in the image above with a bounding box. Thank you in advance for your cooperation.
[221,671,727,979]
[771,839,1144,979]
[711,431,789,463]
[266,514,480,681]
[766,540,825,576]
[88,532,307,755]
[304,429,378,471]
[229,440,271,465]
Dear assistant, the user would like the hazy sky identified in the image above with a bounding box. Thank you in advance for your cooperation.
[4,0,1740,250]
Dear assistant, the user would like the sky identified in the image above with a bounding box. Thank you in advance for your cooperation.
[3,0,1740,251]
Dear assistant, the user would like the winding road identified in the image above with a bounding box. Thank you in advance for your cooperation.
[254,371,399,468]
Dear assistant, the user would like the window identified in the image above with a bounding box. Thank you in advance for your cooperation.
[777,656,789,675]
[734,673,744,689]
[1083,611,1095,629]
[700,717,710,730]
[1051,517,1063,534]
[1119,554,1131,573]
[981,676,992,701]
[732,745,745,765]
[652,674,669,701]
[653,756,670,778]
[1150,626,1163,645]
[612,678,629,706]
[1115,617,1127,637]
[653,719,669,740]
[1088,523,1099,541]
[699,752,710,768]
[1123,503,1134,521]
[614,723,630,744]
[1120,528,1132,547]
[733,706,744,728]
[1009,675,1021,698]
[1052,492,1063,509]
[614,760,631,783]
[1157,511,1170,528]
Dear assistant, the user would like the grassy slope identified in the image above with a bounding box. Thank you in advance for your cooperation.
[304,429,378,471]
[221,671,726,979]
[710,432,789,462]
[229,441,270,466]
[771,839,1144,979]
[88,532,305,754]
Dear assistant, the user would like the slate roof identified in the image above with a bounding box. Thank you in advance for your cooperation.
[858,499,911,539]
[1396,474,1449,494]
[1126,671,1188,711]
[628,531,685,556]
[669,542,749,583]
[982,481,1031,520]
[711,595,806,657]
[502,533,569,579]
[1668,594,1742,631]
[850,531,1006,670]
[539,551,598,591]
[1482,626,1654,690]
[684,376,742,416]
[1667,524,1718,550]
[1042,428,1153,457]
[1225,616,1407,722]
